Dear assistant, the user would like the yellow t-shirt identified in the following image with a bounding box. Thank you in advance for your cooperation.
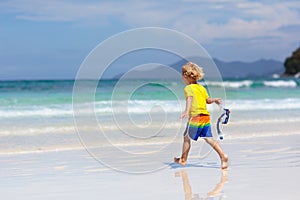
[184,84,210,116]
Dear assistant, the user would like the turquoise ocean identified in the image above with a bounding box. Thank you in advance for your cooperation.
[1,78,300,155]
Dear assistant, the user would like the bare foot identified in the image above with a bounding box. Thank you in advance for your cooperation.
[174,157,186,166]
[221,154,229,169]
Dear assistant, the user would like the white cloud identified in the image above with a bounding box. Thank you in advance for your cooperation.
[182,0,240,2]
[1,0,300,49]
[173,1,300,45]
[0,0,124,21]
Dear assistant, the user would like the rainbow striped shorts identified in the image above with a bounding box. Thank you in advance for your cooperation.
[184,114,213,140]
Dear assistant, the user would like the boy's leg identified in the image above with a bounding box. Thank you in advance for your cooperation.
[181,134,191,162]
[204,138,228,169]
[174,134,191,166]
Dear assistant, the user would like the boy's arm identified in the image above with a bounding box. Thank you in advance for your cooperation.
[206,98,222,105]
[181,96,193,119]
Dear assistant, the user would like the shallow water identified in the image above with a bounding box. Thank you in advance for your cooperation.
[0,78,299,155]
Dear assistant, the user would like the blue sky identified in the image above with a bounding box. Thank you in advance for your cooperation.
[1,0,300,79]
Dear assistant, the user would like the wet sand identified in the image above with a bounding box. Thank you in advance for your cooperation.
[1,133,299,200]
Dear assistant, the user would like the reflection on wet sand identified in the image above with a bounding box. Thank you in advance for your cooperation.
[175,170,228,199]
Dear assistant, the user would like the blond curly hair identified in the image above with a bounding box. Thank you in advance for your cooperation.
[182,62,205,81]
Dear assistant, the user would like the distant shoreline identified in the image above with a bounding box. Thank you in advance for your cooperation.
[0,76,299,82]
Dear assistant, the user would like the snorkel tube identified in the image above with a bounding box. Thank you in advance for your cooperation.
[216,108,230,140]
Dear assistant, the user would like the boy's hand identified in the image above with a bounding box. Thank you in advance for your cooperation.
[214,98,222,105]
[180,112,190,119]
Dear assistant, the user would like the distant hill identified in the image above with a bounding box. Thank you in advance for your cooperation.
[213,59,284,78]
[114,58,284,79]
[169,58,284,78]
[283,47,300,76]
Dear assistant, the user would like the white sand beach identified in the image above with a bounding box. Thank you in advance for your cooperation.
[1,132,299,200]
[1,79,300,199]
[2,0,300,198]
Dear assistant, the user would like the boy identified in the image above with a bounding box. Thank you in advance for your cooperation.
[174,62,228,169]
